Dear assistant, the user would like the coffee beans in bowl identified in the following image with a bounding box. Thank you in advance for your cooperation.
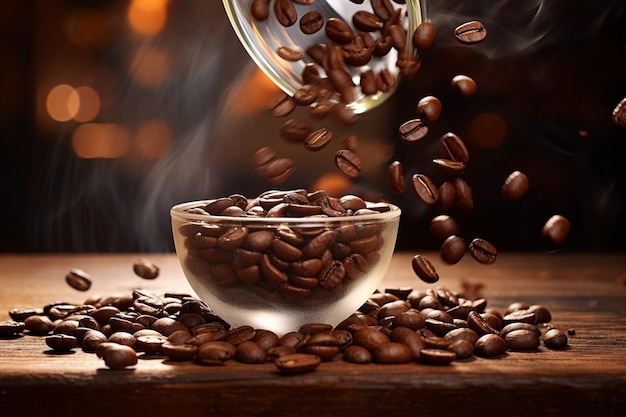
[170,189,400,335]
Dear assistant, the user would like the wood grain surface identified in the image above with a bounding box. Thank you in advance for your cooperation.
[1,252,625,417]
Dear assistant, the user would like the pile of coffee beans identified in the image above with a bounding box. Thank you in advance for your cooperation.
[0,256,570,373]
[177,189,394,304]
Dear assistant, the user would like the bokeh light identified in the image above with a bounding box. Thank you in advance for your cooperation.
[129,45,170,88]
[46,84,80,122]
[135,119,172,159]
[71,123,131,159]
[73,86,101,122]
[127,0,168,36]
[226,68,282,116]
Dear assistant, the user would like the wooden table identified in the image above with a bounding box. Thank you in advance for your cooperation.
[1,252,626,417]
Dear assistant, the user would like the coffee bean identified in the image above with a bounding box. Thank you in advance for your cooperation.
[133,258,160,280]
[196,341,236,365]
[454,21,487,44]
[373,35,393,57]
[387,161,405,194]
[412,21,437,52]
[24,315,53,335]
[411,173,438,205]
[335,149,362,178]
[399,118,428,142]
[467,311,498,336]
[543,329,568,349]
[416,96,442,125]
[280,118,313,142]
[440,132,469,164]
[274,0,297,27]
[504,329,540,351]
[371,0,395,21]
[65,269,92,291]
[275,353,321,374]
[429,215,459,241]
[102,344,138,369]
[501,170,529,202]
[440,235,466,265]
[468,238,497,265]
[387,24,407,51]
[250,0,270,21]
[542,215,570,247]
[353,326,391,351]
[527,304,552,324]
[437,181,456,211]
[343,345,373,364]
[325,18,355,44]
[453,178,474,210]
[236,340,267,364]
[304,128,333,151]
[373,342,413,364]
[474,333,507,357]
[432,158,466,176]
[0,320,25,337]
[266,92,296,117]
[277,45,304,62]
[45,334,78,351]
[419,348,456,365]
[299,10,324,34]
[451,75,477,97]
[446,339,474,359]
[411,254,439,284]
[258,157,295,185]
[613,97,626,128]
[352,10,382,32]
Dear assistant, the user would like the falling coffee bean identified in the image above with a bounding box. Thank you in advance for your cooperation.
[277,45,304,62]
[299,10,324,34]
[65,269,92,291]
[416,96,442,125]
[468,238,497,265]
[304,128,333,152]
[411,254,439,284]
[501,170,529,202]
[335,149,362,178]
[133,258,160,280]
[451,75,477,97]
[454,21,487,44]
[387,161,405,194]
[440,235,467,265]
[411,174,438,206]
[542,215,570,247]
[399,118,428,142]
[412,20,437,52]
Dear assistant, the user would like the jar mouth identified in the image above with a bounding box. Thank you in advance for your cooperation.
[171,200,401,225]
[222,0,425,114]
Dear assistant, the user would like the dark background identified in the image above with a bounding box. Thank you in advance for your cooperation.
[1,0,625,254]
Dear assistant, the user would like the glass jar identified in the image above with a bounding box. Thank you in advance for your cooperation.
[223,0,426,114]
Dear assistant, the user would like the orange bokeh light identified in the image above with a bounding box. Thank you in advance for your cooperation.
[72,123,131,159]
[135,119,172,159]
[74,86,101,122]
[127,0,168,36]
[46,84,79,122]
[226,68,282,116]
[129,45,170,88]
[467,113,508,149]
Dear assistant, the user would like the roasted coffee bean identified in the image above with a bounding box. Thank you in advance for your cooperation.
[152,317,188,336]
[411,174,438,205]
[453,178,474,210]
[474,333,507,357]
[0,320,25,337]
[359,68,378,95]
[133,296,164,316]
[396,51,421,79]
[399,118,428,142]
[440,235,466,265]
[444,328,479,345]
[412,21,437,52]
[293,84,319,106]
[387,24,407,51]
[344,35,375,66]
[419,348,456,365]
[454,21,487,44]
[102,344,138,369]
[504,329,540,351]
[387,161,405,194]
[411,254,439,284]
[451,75,477,97]
[274,0,297,27]
[45,334,78,351]
[437,181,456,211]
[334,104,360,125]
[250,0,270,21]
[429,215,459,241]
[9,308,42,321]
[24,315,53,335]
[373,35,393,56]
[352,10,382,32]
[543,329,568,349]
[161,341,197,361]
[65,269,92,291]
[343,345,373,364]
[500,322,541,338]
[371,0,395,21]
[501,170,529,202]
[375,68,395,92]
[133,258,160,280]
[446,339,474,359]
[468,238,497,265]
[275,353,321,374]
[223,325,257,345]
[258,157,295,185]
[527,305,552,324]
[299,10,324,34]
[440,132,469,164]
[280,118,313,143]
[266,93,296,117]
[335,149,362,178]
[467,311,499,336]
[416,96,442,125]
[613,97,626,128]
[353,327,391,351]
[277,45,304,62]
[325,18,355,44]
[542,215,570,247]
[304,128,333,151]
[373,342,413,364]
[432,158,466,176]
[236,340,267,364]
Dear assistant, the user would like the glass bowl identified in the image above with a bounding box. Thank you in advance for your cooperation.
[222,0,425,114]
[171,191,400,335]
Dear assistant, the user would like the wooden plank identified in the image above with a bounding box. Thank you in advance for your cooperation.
[1,253,626,416]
